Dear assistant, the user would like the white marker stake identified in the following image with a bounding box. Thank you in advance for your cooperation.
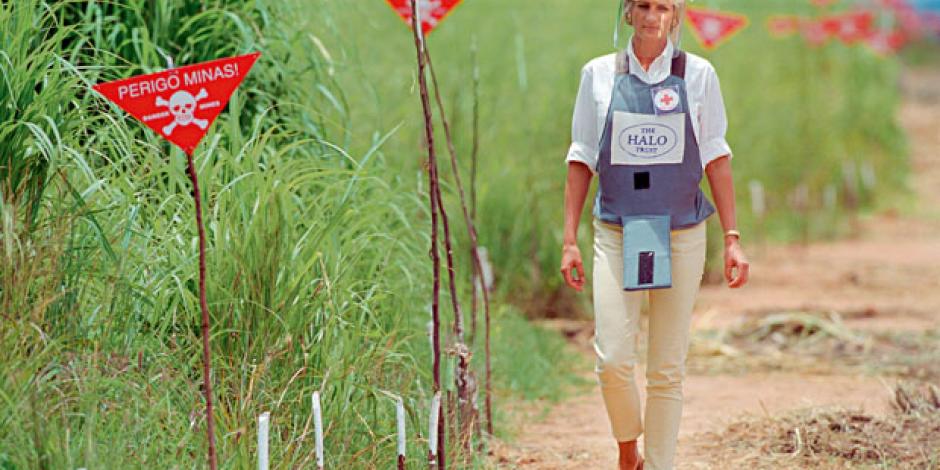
[478,246,494,292]
[748,180,765,218]
[258,412,270,470]
[861,160,877,191]
[824,184,838,210]
[428,391,442,461]
[313,392,325,469]
[427,320,434,365]
[397,396,407,464]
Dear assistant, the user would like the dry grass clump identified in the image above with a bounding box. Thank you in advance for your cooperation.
[688,311,940,380]
[731,311,867,352]
[688,311,871,375]
[689,382,940,469]
[869,330,940,382]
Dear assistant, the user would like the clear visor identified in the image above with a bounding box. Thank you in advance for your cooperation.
[614,1,687,53]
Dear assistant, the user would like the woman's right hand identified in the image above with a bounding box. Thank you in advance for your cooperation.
[561,161,593,293]
[560,243,586,292]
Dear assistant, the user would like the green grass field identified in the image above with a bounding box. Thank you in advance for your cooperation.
[1,0,909,467]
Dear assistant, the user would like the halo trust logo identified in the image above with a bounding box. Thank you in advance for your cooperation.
[617,123,679,159]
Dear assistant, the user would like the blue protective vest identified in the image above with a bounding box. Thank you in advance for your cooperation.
[593,49,716,290]
[594,50,716,229]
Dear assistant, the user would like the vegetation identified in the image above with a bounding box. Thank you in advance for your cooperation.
[689,382,940,469]
[1,0,577,467]
[0,0,909,467]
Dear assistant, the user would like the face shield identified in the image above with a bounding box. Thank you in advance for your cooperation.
[614,0,688,53]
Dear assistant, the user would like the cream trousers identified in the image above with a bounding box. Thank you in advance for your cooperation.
[591,218,707,470]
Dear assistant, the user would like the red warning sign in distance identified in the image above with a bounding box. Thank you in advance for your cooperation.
[685,7,750,51]
[385,0,463,35]
[93,52,260,155]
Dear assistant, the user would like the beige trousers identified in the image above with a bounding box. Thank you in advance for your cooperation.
[591,218,707,470]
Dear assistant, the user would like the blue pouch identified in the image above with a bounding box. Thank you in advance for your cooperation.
[621,215,672,291]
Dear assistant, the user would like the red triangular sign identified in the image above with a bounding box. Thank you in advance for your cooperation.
[864,29,907,56]
[828,11,876,44]
[93,52,260,155]
[686,7,749,50]
[385,0,463,35]
[800,18,832,46]
[766,15,801,38]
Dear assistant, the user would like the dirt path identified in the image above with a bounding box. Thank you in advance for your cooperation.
[491,66,940,469]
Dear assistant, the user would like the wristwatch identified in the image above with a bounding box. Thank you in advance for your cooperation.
[724,229,741,240]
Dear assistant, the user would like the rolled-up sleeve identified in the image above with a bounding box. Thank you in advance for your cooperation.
[566,64,599,174]
[698,64,733,168]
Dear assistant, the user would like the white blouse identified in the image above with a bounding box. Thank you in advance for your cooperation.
[565,38,733,174]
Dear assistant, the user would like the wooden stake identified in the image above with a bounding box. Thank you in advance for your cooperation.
[469,35,480,343]
[408,1,446,467]
[185,153,218,470]
[424,35,494,440]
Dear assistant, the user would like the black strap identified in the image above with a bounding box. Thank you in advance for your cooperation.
[670,51,687,79]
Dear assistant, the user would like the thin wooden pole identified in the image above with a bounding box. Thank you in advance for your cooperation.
[423,43,493,438]
[185,153,218,470]
[469,36,480,343]
[407,2,445,468]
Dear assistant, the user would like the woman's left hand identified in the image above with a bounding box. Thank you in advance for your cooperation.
[724,239,749,288]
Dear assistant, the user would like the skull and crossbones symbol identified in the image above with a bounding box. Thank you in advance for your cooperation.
[156,89,209,135]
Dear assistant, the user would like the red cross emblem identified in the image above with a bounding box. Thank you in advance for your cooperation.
[653,87,680,113]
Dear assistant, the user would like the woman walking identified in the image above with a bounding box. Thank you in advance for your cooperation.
[560,1,749,469]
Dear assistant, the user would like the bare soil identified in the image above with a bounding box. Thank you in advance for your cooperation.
[490,66,940,469]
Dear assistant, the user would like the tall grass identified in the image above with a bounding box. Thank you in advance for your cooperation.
[0,0,78,230]
[1,0,580,468]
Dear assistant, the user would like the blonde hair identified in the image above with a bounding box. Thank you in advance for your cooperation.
[623,0,686,46]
